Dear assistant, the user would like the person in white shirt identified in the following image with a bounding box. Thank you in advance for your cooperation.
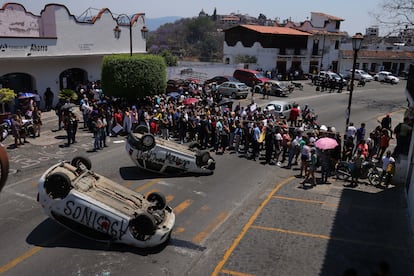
[346,122,357,139]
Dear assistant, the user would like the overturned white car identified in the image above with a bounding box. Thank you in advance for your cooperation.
[126,127,216,175]
[37,156,175,248]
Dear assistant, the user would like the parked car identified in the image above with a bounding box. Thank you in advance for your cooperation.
[37,156,175,248]
[126,126,216,175]
[264,100,293,118]
[217,81,249,99]
[374,71,400,84]
[345,69,373,81]
[253,80,291,97]
[312,71,347,87]
[233,69,271,87]
[204,76,239,85]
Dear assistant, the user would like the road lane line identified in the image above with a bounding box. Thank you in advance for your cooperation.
[166,195,174,202]
[173,227,185,234]
[220,269,253,276]
[250,225,405,251]
[273,195,338,207]
[192,211,229,245]
[174,199,193,215]
[134,178,160,192]
[145,189,160,197]
[211,176,295,276]
[0,246,42,273]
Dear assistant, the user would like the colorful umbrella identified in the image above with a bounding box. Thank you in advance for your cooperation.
[314,137,339,150]
[18,92,36,99]
[183,97,199,105]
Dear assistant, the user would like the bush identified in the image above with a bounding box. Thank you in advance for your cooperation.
[0,88,15,104]
[58,89,78,101]
[101,54,167,100]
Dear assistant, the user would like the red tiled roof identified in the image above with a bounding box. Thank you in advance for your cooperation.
[312,12,344,21]
[341,50,414,59]
[240,24,311,36]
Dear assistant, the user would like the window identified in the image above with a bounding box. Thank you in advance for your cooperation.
[334,40,339,49]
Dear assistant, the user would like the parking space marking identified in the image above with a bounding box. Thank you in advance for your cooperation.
[250,225,405,251]
[273,195,338,207]
[134,178,160,192]
[212,176,295,276]
[174,199,193,215]
[166,195,174,202]
[192,211,229,245]
[220,269,253,276]
[145,189,160,197]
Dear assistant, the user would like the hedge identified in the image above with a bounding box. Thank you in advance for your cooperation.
[101,54,167,100]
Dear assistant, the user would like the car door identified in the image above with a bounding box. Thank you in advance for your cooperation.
[219,83,229,96]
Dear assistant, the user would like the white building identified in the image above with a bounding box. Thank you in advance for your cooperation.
[0,3,148,110]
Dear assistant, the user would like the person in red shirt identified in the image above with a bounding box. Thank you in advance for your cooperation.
[356,139,369,159]
[289,104,300,127]
[377,128,390,159]
[150,118,159,135]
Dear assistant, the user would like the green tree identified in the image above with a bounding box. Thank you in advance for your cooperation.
[101,54,166,100]
[58,89,78,101]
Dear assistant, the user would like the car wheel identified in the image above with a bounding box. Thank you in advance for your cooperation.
[142,134,156,149]
[133,125,149,134]
[71,156,92,170]
[231,92,236,99]
[128,133,142,149]
[147,192,167,210]
[130,213,156,237]
[44,172,72,199]
[196,150,211,166]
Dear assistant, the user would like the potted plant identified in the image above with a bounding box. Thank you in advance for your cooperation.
[0,88,15,120]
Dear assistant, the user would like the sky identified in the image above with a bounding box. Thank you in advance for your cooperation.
[3,0,385,35]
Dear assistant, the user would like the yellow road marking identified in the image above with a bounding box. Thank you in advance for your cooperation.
[211,176,295,276]
[251,225,405,251]
[124,181,134,188]
[221,269,253,276]
[134,178,160,192]
[145,189,160,197]
[0,247,42,273]
[166,195,174,202]
[174,199,193,215]
[192,211,229,244]
[173,227,185,234]
[273,195,338,207]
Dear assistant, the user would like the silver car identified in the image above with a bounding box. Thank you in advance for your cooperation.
[264,100,293,118]
[217,81,249,99]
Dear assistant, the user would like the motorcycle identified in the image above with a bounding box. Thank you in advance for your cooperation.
[335,159,381,185]
[0,118,12,142]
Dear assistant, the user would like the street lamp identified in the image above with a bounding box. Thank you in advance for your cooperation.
[344,32,364,140]
[115,14,133,56]
[114,14,148,56]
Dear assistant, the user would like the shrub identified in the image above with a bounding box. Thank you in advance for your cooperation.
[101,54,167,100]
[58,89,78,101]
[0,88,15,104]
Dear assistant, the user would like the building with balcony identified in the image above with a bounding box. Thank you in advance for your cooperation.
[0,3,147,110]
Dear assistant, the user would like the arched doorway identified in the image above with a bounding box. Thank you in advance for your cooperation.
[0,72,33,93]
[59,68,88,91]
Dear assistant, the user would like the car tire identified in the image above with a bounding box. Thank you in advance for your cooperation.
[147,192,167,210]
[231,92,236,99]
[71,156,92,170]
[44,172,72,199]
[196,150,211,166]
[133,125,149,134]
[142,134,156,150]
[130,213,157,237]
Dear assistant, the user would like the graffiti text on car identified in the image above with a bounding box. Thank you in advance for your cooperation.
[165,152,190,168]
[64,200,128,240]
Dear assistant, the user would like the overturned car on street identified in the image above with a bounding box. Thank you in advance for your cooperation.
[37,156,175,248]
[126,127,216,175]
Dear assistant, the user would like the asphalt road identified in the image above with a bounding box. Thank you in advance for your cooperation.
[0,79,412,276]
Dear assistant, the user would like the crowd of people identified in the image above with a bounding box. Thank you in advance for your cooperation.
[47,80,409,189]
[6,79,410,188]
